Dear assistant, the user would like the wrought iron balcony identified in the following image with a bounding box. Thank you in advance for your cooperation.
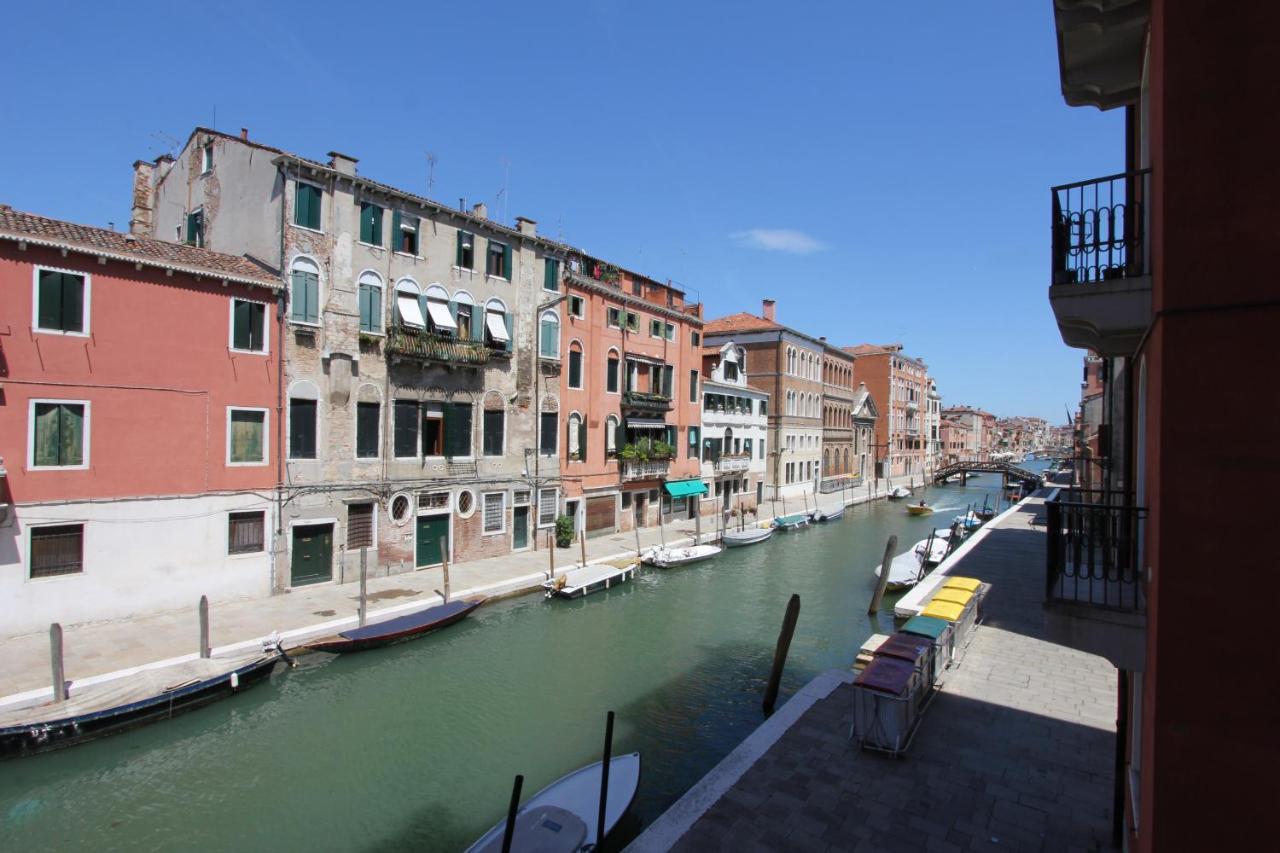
[623,390,672,413]
[1049,170,1153,356]
[621,458,671,482]
[1044,489,1146,670]
[715,453,751,473]
[387,327,494,366]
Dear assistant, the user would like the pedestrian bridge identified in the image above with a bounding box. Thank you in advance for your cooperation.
[932,459,1040,483]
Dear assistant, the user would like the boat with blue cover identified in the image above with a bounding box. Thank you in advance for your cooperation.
[304,597,485,653]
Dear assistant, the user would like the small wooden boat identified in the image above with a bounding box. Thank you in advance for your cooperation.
[810,505,846,523]
[723,526,774,547]
[0,645,286,760]
[467,752,642,853]
[543,563,636,598]
[642,544,722,568]
[888,486,912,500]
[773,513,810,530]
[874,549,927,591]
[906,503,933,516]
[304,597,485,653]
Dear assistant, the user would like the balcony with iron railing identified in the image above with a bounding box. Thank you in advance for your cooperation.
[1044,488,1147,670]
[1049,169,1153,357]
[621,458,671,482]
[714,453,751,473]
[623,390,673,414]
[387,326,495,366]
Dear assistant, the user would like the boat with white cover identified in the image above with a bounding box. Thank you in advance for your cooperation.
[467,752,642,853]
[543,562,636,599]
[722,526,774,547]
[810,505,846,523]
[641,544,722,568]
[888,486,913,499]
[913,536,950,565]
[954,511,982,530]
[874,549,927,591]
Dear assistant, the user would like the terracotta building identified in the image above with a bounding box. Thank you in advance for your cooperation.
[819,343,859,492]
[844,343,929,482]
[0,207,280,634]
[558,256,704,536]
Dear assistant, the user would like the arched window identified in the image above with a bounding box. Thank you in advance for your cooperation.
[453,289,475,340]
[395,279,424,328]
[357,270,383,334]
[567,340,584,389]
[290,257,321,325]
[422,284,456,336]
[606,348,620,394]
[539,310,560,359]
[605,414,620,457]
[484,298,511,351]
[568,412,584,461]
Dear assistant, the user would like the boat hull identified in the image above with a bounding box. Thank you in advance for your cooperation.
[905,506,933,516]
[723,528,773,547]
[811,507,846,523]
[0,653,282,760]
[305,597,485,653]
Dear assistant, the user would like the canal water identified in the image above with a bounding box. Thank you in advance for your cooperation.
[0,474,1030,852]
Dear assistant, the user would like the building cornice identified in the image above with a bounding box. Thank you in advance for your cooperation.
[567,271,703,326]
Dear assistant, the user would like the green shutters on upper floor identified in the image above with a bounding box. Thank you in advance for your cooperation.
[294,182,322,230]
[543,258,560,291]
[290,264,319,325]
[36,269,85,334]
[232,299,266,352]
[33,402,85,467]
[360,202,383,246]
[358,278,382,334]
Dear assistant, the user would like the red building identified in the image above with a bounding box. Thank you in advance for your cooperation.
[0,206,281,633]
[1044,2,1278,848]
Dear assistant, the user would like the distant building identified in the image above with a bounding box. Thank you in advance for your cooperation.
[925,378,942,473]
[844,343,929,482]
[699,342,769,519]
[819,343,858,492]
[850,383,879,484]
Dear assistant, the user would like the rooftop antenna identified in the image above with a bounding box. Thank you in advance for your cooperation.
[426,151,437,195]
[496,157,510,225]
[150,131,180,158]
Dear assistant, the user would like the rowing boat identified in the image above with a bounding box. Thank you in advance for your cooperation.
[304,597,485,653]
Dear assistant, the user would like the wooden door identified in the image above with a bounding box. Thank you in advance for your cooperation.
[291,524,333,586]
[416,515,449,568]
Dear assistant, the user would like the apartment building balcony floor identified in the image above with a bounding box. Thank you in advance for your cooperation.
[628,495,1119,853]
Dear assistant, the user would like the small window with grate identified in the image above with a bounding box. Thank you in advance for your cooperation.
[346,503,374,549]
[483,492,505,534]
[30,524,84,578]
[418,491,449,510]
[228,511,265,555]
[390,494,412,525]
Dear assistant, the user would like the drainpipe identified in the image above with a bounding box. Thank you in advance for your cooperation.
[273,163,288,594]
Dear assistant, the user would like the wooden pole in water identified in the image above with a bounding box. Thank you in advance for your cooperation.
[198,595,211,659]
[440,548,451,603]
[868,535,899,616]
[694,502,702,545]
[50,623,67,702]
[548,530,555,579]
[596,710,615,847]
[579,529,588,569]
[358,547,368,626]
[501,774,524,853]
[634,522,643,559]
[763,594,801,715]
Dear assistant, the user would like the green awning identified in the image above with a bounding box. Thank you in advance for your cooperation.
[664,478,707,498]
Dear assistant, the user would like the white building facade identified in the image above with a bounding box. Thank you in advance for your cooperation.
[699,343,769,521]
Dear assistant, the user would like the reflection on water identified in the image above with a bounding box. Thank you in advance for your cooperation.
[0,474,1033,852]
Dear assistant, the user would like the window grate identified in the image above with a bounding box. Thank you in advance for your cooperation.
[483,493,505,533]
[31,525,84,577]
[347,503,374,549]
[419,491,449,510]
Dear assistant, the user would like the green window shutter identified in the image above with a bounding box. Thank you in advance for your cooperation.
[292,272,319,323]
[445,403,472,457]
[61,273,83,333]
[448,300,459,334]
[185,213,195,245]
[544,259,558,290]
[568,350,582,387]
[614,420,626,452]
[578,420,587,461]
[38,270,63,330]
[33,403,60,466]
[233,301,250,350]
[456,230,465,267]
[391,210,401,252]
[371,205,383,246]
[441,403,456,457]
[393,401,418,457]
[358,286,373,332]
[503,244,512,280]
[249,303,264,349]
[504,313,513,352]
[472,309,485,341]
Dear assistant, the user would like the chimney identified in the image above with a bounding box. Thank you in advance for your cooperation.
[327,151,358,176]
[240,127,249,141]
[515,216,536,236]
[129,160,155,235]
[762,298,776,322]
[472,202,488,220]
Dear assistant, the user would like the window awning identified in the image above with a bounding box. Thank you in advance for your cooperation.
[485,311,510,342]
[664,479,707,498]
[426,299,457,331]
[397,294,425,328]
[627,418,667,430]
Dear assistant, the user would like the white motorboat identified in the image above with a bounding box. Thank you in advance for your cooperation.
[542,562,636,599]
[954,511,982,530]
[888,486,913,500]
[874,549,927,591]
[641,543,722,568]
[810,505,846,523]
[467,752,642,853]
[723,526,774,547]
[913,536,950,565]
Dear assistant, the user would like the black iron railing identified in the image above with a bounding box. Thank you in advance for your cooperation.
[387,327,494,365]
[623,390,672,412]
[1045,490,1146,612]
[1051,169,1151,285]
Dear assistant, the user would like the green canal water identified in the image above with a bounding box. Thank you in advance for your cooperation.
[0,474,1032,852]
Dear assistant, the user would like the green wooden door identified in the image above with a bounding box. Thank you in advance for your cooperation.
[512,506,529,550]
[291,524,333,586]
[416,515,449,568]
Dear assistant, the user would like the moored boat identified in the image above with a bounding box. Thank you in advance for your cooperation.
[543,563,636,598]
[722,526,774,547]
[641,543,722,568]
[467,752,642,853]
[913,536,950,565]
[0,642,287,760]
[305,597,486,653]
[772,513,810,530]
[810,505,846,523]
[874,549,927,591]
[888,486,913,500]
[954,511,982,531]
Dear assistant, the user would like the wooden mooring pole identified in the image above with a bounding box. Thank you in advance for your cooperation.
[548,530,556,580]
[358,546,368,626]
[50,623,67,702]
[579,529,588,568]
[868,535,898,616]
[198,595,211,659]
[762,594,801,715]
[441,548,452,603]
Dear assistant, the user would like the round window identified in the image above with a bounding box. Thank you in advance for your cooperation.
[389,493,412,525]
[457,490,475,518]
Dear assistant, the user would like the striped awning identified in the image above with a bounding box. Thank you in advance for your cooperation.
[627,418,667,430]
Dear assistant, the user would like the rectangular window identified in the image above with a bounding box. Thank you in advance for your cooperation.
[422,408,444,456]
[692,331,701,346]
[688,426,700,460]
[347,503,374,549]
[568,349,583,389]
[228,511,265,555]
[35,268,87,334]
[487,240,510,278]
[621,492,632,509]
[485,309,512,351]
[231,299,267,352]
[290,267,319,325]
[360,202,383,246]
[483,492,505,534]
[30,524,84,578]
[538,487,558,526]
[444,402,472,458]
[626,312,640,333]
[359,280,382,334]
[724,361,739,382]
[606,307,621,328]
[568,295,584,318]
[185,209,204,247]
[457,230,475,269]
[394,400,419,457]
[32,401,86,468]
[540,316,560,359]
[294,182,322,230]
[544,258,560,291]
[650,318,663,337]
[689,370,698,403]
[393,211,419,255]
[664,322,675,341]
[540,411,558,455]
[201,144,214,174]
[760,400,768,416]
[228,408,266,465]
[607,357,620,394]
[760,439,766,460]
[483,409,504,456]
[356,401,380,459]
[289,399,317,459]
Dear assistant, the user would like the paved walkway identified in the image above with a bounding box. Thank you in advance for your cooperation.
[629,497,1119,853]
[0,479,913,703]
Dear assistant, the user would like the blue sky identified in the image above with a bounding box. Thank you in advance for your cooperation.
[1,1,1121,421]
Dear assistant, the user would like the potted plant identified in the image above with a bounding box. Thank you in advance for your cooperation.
[555,515,575,548]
